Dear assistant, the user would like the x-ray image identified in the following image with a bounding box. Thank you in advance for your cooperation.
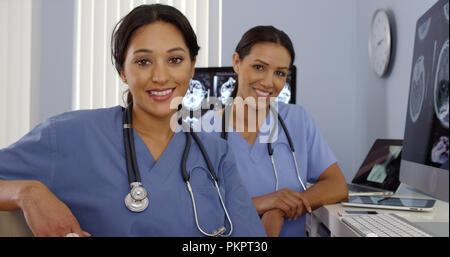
[403,0,449,169]
[444,2,449,22]
[435,79,449,129]
[274,83,292,104]
[182,79,208,110]
[186,66,297,115]
[431,136,449,164]
[218,77,236,105]
[213,73,237,105]
[409,56,426,123]
[434,40,449,129]
[418,17,432,40]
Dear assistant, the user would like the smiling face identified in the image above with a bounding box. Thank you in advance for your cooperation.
[233,42,291,110]
[120,21,196,119]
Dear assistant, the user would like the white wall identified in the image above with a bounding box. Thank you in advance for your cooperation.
[222,0,439,181]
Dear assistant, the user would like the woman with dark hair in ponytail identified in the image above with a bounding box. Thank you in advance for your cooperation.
[207,26,348,237]
[0,4,265,237]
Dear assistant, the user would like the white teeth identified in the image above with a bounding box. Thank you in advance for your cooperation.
[255,89,270,96]
[149,88,173,96]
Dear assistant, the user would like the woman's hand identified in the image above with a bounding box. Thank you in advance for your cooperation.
[261,208,285,237]
[18,181,91,237]
[253,188,312,220]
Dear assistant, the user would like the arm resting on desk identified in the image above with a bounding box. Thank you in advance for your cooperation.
[304,163,348,211]
[0,179,90,237]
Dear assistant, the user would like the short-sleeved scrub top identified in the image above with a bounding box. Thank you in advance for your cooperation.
[200,102,337,237]
[0,106,266,237]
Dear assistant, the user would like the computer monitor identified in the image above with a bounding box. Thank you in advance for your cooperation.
[400,0,449,202]
[182,65,297,112]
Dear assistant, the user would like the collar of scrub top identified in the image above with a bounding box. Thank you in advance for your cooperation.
[221,102,307,191]
[122,104,233,237]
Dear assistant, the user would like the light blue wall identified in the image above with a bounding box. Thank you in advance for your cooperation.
[354,0,438,180]
[222,0,358,180]
[221,0,438,181]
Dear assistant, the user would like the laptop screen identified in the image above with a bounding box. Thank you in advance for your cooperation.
[351,139,403,192]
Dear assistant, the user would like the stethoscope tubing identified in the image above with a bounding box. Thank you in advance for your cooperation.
[182,128,233,237]
[127,106,142,183]
[123,104,232,236]
[123,106,140,183]
[222,103,307,192]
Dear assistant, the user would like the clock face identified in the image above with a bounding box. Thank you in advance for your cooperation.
[369,9,392,77]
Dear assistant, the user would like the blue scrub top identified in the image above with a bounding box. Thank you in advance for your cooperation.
[200,102,337,237]
[0,106,266,237]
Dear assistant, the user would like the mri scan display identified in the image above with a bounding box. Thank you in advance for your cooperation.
[274,83,292,104]
[418,17,432,40]
[182,66,296,112]
[182,79,208,110]
[431,136,449,164]
[434,40,449,129]
[409,56,426,123]
[219,77,236,105]
[445,2,449,22]
[403,0,449,169]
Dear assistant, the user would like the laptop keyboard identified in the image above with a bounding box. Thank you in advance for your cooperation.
[341,213,432,237]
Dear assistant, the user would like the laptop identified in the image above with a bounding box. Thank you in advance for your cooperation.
[347,139,403,196]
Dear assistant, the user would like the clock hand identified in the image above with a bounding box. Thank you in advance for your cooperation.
[377,38,385,46]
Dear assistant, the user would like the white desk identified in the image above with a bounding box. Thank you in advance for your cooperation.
[0,210,32,236]
[308,183,449,237]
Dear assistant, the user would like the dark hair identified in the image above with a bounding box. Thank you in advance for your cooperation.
[111,4,200,105]
[232,26,295,98]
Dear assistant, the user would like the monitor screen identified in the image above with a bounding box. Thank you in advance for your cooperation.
[182,65,297,112]
[400,0,449,202]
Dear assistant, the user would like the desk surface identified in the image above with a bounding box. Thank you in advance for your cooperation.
[309,183,449,237]
[1,183,449,237]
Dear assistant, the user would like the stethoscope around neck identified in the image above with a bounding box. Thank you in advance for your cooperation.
[221,103,307,191]
[122,103,233,237]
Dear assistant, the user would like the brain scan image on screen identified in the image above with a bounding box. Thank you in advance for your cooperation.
[409,56,426,123]
[444,2,449,23]
[275,83,291,104]
[434,40,449,129]
[219,77,236,105]
[431,136,449,164]
[182,79,207,110]
[418,17,432,40]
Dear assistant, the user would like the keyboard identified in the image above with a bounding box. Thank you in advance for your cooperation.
[341,213,432,237]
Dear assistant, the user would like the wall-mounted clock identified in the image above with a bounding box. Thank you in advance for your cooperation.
[369,9,393,77]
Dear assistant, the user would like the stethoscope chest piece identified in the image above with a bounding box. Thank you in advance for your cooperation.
[125,182,149,212]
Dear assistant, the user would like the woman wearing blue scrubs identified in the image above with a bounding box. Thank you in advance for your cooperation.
[0,4,265,237]
[208,26,348,237]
